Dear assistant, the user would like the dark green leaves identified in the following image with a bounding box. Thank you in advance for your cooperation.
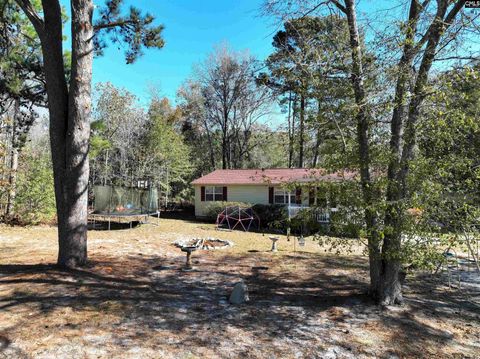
[94,0,165,64]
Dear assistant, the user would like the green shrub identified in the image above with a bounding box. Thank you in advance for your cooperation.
[14,151,56,225]
[331,210,363,238]
[291,208,363,238]
[290,208,324,235]
[251,204,288,231]
[205,201,362,238]
[204,201,252,222]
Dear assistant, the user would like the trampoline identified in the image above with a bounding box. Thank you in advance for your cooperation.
[216,206,260,232]
[88,184,160,229]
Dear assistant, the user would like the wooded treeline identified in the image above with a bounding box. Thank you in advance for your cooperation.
[2,0,479,222]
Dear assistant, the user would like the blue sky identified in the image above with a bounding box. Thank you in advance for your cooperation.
[83,0,277,105]
[58,0,403,106]
[58,1,477,108]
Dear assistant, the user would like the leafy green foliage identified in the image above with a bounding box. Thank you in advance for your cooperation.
[0,0,44,103]
[413,65,480,236]
[0,0,44,153]
[259,15,357,169]
[89,82,146,186]
[143,97,193,199]
[251,204,288,231]
[89,124,112,159]
[89,83,193,202]
[205,201,252,222]
[14,149,56,224]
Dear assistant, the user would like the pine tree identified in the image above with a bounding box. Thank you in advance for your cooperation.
[12,0,165,267]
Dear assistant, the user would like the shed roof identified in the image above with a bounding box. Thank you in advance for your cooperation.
[191,168,357,185]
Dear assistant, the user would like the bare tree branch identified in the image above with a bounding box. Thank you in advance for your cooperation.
[330,0,347,14]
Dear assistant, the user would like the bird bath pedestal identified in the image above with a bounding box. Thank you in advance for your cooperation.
[269,236,280,252]
[181,246,198,271]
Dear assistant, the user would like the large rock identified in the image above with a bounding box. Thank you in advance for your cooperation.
[229,281,249,304]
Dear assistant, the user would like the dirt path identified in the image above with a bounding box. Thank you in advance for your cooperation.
[0,219,479,358]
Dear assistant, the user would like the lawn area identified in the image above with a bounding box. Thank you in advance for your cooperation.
[0,218,479,358]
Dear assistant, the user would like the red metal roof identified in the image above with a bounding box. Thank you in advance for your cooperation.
[191,168,357,185]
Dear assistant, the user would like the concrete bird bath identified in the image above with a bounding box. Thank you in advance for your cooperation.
[269,236,280,252]
[181,246,198,271]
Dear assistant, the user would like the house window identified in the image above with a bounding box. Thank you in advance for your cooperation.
[274,188,296,204]
[205,186,224,201]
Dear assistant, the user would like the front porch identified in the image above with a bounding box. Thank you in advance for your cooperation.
[286,204,333,224]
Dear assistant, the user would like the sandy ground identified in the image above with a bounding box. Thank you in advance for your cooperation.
[0,218,479,359]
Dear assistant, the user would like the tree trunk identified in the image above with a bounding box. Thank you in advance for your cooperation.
[298,94,305,168]
[221,104,229,169]
[5,98,20,217]
[57,0,94,267]
[312,100,322,167]
[222,131,228,169]
[380,0,422,306]
[399,1,454,190]
[15,0,172,268]
[31,0,92,268]
[203,119,216,169]
[103,149,109,185]
[35,0,70,267]
[379,0,463,305]
[312,129,320,167]
[344,0,383,300]
[6,146,18,217]
[288,94,295,168]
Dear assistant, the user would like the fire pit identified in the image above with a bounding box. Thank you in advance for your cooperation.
[174,237,233,250]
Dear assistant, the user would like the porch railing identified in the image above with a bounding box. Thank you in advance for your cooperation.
[287,205,331,223]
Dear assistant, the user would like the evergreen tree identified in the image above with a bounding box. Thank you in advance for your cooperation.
[12,0,165,267]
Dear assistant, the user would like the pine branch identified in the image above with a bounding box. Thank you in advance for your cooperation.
[13,0,44,36]
[93,19,136,32]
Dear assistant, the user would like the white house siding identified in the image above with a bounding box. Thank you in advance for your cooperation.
[194,184,309,217]
[228,185,270,204]
[194,185,204,217]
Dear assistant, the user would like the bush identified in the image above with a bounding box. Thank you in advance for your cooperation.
[179,200,195,214]
[284,207,362,238]
[204,201,252,222]
[251,204,288,231]
[290,208,324,235]
[205,201,363,238]
[14,151,56,225]
[314,210,363,238]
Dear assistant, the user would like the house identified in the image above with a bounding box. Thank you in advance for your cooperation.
[191,168,356,218]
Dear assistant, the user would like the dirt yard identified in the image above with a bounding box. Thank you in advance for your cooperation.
[0,218,479,358]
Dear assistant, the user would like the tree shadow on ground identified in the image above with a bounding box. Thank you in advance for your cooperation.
[0,252,476,357]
